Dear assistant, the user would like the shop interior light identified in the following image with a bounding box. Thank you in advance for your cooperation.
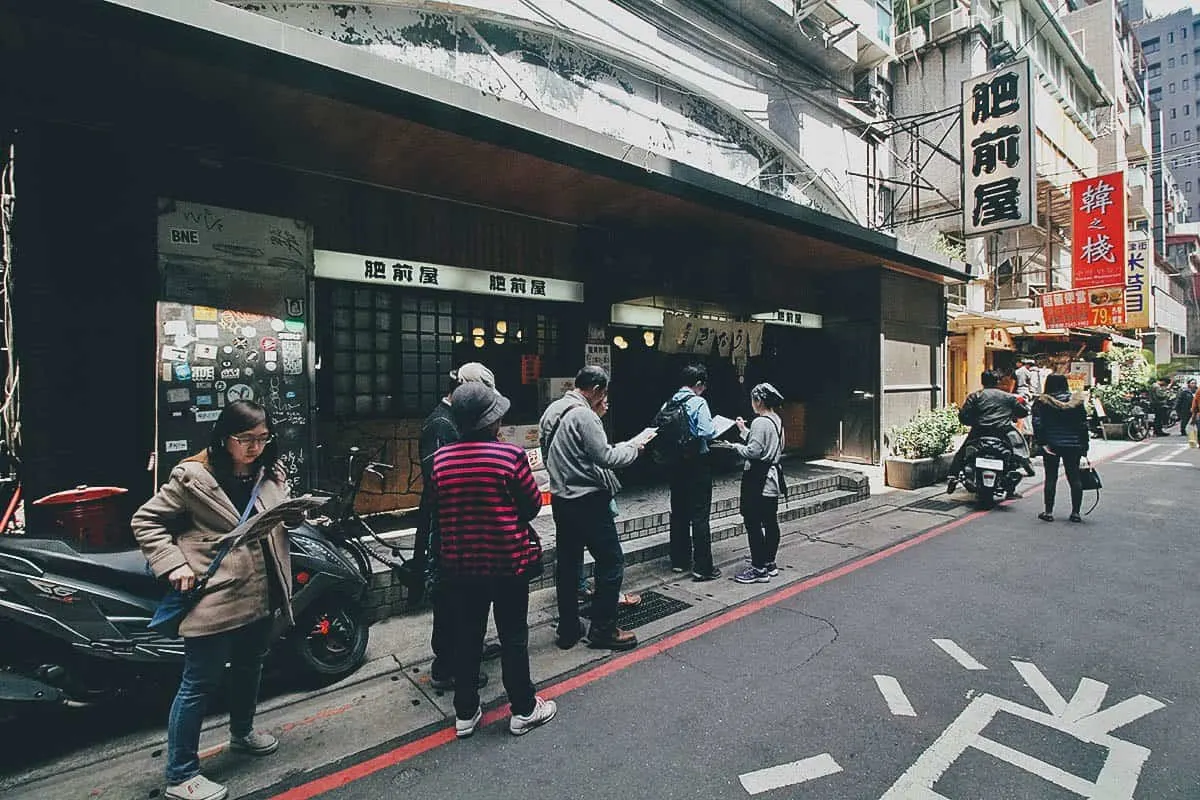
[473,336,485,348]
[613,335,629,350]
[471,326,485,337]
[493,335,505,345]
[643,330,656,347]
[515,329,524,341]
[496,320,508,334]
[453,333,464,344]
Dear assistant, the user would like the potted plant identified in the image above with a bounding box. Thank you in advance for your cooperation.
[884,405,965,489]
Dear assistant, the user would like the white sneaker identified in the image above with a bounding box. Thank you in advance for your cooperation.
[230,730,279,756]
[166,774,228,800]
[456,706,482,738]
[509,696,557,736]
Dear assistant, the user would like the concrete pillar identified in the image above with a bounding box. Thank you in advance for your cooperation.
[966,328,986,393]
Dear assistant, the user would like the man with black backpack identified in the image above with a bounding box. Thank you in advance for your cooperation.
[655,364,720,581]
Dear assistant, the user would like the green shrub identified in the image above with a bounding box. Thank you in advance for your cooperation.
[887,405,966,460]
[1093,346,1151,419]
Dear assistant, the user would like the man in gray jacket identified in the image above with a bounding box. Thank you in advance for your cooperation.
[540,366,652,651]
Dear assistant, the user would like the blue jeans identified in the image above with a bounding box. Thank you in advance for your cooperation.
[552,492,624,637]
[166,618,271,785]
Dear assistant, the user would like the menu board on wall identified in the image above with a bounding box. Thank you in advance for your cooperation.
[156,303,310,492]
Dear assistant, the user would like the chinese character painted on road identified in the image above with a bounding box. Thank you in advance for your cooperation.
[392,263,413,283]
[1081,234,1117,263]
[419,265,439,285]
[364,260,386,280]
[489,274,507,292]
[1080,180,1115,215]
[972,178,1022,227]
[971,71,1021,124]
[970,125,1022,176]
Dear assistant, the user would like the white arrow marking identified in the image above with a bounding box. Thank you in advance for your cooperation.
[738,754,843,795]
[874,675,917,716]
[1012,660,1067,714]
[1073,694,1167,742]
[932,639,988,670]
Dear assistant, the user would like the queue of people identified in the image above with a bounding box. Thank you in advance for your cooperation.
[130,361,787,798]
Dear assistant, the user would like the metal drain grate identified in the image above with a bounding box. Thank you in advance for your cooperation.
[907,497,962,512]
[578,590,693,630]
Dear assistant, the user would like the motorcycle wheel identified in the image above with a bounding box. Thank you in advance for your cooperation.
[1126,417,1150,442]
[976,485,996,510]
[288,601,370,686]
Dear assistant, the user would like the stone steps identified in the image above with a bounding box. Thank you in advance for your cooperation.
[361,467,870,619]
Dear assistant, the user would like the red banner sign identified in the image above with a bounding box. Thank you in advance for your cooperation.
[1071,172,1126,290]
[1040,287,1126,328]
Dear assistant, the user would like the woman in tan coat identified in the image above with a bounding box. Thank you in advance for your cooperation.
[132,401,295,800]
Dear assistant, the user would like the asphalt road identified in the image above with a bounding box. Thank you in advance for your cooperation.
[297,441,1200,800]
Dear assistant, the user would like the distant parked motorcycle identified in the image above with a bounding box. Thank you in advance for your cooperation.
[0,448,399,715]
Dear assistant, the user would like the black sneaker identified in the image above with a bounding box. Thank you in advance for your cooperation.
[555,623,586,650]
[691,567,721,582]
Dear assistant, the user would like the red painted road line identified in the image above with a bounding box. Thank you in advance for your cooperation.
[272,446,1131,799]
[270,507,986,800]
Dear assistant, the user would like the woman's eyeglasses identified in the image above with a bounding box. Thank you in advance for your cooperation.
[229,434,274,447]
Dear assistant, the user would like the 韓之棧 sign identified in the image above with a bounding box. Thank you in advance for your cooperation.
[1071,172,1126,290]
[1124,236,1151,328]
[313,250,584,303]
[962,58,1035,237]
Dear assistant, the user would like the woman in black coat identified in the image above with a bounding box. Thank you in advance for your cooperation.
[1031,373,1090,522]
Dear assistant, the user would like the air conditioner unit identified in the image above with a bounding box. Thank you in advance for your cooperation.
[895,26,927,54]
[854,70,888,115]
[990,15,1015,60]
[930,7,969,40]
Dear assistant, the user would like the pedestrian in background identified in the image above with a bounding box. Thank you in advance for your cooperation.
[659,364,720,580]
[541,366,651,652]
[1174,378,1196,436]
[1032,374,1089,523]
[418,362,500,692]
[132,401,297,800]
[429,382,556,739]
[729,383,786,584]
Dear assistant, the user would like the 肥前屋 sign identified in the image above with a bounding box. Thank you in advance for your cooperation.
[1071,172,1126,290]
[962,58,1035,237]
[313,250,584,303]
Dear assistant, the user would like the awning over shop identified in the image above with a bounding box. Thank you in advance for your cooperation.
[947,310,1036,332]
[2,0,971,285]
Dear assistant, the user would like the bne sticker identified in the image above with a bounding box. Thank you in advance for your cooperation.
[164,440,188,453]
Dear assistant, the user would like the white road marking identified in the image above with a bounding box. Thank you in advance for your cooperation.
[932,639,988,670]
[1074,694,1167,742]
[1012,660,1067,714]
[1115,444,1158,462]
[738,754,843,795]
[1156,445,1191,462]
[874,675,917,717]
[1107,460,1196,468]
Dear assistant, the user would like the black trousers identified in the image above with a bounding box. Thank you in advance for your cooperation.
[743,494,780,568]
[551,492,624,638]
[669,459,713,574]
[443,575,536,720]
[1042,448,1083,515]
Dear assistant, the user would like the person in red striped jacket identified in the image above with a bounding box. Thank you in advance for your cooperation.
[430,381,558,739]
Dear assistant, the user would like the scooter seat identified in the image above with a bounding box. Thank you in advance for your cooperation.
[0,538,164,599]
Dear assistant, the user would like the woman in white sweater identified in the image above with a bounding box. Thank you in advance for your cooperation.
[730,383,786,584]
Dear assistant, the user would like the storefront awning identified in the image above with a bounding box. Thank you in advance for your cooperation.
[947,310,1035,332]
[2,0,971,285]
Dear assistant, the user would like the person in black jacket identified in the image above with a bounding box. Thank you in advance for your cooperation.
[1031,373,1089,523]
[1175,379,1197,436]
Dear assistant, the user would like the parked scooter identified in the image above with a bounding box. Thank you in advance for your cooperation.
[954,435,1025,509]
[0,448,398,714]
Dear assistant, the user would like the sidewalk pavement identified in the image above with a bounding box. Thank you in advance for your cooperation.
[0,438,1139,800]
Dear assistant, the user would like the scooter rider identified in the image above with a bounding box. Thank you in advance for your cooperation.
[947,369,1033,496]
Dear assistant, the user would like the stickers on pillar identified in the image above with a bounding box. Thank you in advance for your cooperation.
[195,395,213,406]
[223,346,234,354]
[161,345,188,362]
[285,298,304,318]
[215,381,227,391]
[173,363,192,382]
[264,350,278,363]
[195,410,220,423]
[192,366,215,381]
[265,361,278,372]
[227,384,254,402]
[161,364,173,382]
[194,343,218,360]
[174,334,197,349]
[281,340,304,375]
[220,368,241,379]
[193,306,218,322]
[244,350,259,364]
[270,318,286,332]
[260,337,278,352]
[165,440,188,453]
[241,326,257,338]
[232,337,249,350]
[195,324,219,339]
[166,388,191,404]
[163,320,188,337]
[284,320,304,334]
[194,382,213,390]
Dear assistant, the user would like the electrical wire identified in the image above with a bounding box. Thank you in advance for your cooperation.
[0,142,19,467]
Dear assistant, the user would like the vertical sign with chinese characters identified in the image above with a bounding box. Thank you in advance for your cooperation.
[962,58,1035,237]
[1124,236,1151,328]
[1071,172,1126,289]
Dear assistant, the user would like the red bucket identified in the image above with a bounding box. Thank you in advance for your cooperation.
[32,486,132,552]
